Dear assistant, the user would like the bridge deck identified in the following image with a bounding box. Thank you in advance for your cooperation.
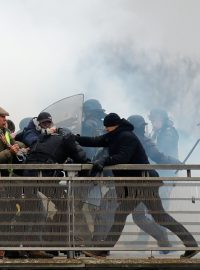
[1,255,200,269]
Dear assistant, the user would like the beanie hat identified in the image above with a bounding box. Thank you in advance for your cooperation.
[103,113,121,127]
[37,112,52,123]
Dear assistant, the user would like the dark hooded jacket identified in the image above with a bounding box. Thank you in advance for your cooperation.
[77,119,153,177]
[21,118,41,147]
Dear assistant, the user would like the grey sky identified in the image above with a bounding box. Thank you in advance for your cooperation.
[0,0,200,138]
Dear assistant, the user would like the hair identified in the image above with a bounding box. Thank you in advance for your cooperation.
[7,119,15,133]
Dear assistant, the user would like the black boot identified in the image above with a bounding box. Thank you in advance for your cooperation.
[28,251,54,258]
[5,251,29,258]
[83,250,108,257]
[180,250,199,259]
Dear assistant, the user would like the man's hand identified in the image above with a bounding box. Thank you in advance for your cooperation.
[10,144,20,155]
[90,156,108,176]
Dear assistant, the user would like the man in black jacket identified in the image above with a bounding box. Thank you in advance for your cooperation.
[76,113,198,259]
[22,130,90,258]
[127,115,181,253]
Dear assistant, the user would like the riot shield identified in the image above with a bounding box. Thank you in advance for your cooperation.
[42,94,84,134]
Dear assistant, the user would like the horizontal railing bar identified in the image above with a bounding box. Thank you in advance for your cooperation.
[1,177,200,181]
[1,183,200,187]
[0,246,199,251]
[1,163,200,170]
[1,232,200,236]
[0,221,199,225]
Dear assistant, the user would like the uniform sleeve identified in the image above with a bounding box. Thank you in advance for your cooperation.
[163,128,179,146]
[161,127,179,158]
[144,136,181,164]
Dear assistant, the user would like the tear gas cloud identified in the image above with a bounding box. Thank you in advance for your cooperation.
[1,0,200,161]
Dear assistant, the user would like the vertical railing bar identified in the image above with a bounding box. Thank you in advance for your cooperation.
[187,169,191,177]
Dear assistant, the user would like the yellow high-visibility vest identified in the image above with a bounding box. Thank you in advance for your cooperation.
[4,130,13,175]
[5,130,11,146]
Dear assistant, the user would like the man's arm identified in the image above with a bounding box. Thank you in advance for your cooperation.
[0,144,19,163]
[63,133,89,163]
[76,135,107,148]
[22,129,40,147]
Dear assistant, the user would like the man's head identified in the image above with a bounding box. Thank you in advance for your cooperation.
[148,108,168,130]
[103,113,121,132]
[0,106,9,129]
[37,112,53,129]
[127,115,147,135]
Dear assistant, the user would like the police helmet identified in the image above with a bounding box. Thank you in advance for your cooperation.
[83,99,106,118]
[83,99,103,112]
[19,117,32,130]
[149,108,168,122]
[127,115,148,128]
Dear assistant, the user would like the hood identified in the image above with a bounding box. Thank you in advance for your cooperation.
[119,118,134,131]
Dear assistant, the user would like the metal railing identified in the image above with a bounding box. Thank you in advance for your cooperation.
[0,163,200,258]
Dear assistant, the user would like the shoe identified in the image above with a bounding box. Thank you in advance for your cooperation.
[83,250,108,258]
[180,250,199,259]
[28,251,54,259]
[0,250,4,259]
[5,251,29,258]
[47,251,59,257]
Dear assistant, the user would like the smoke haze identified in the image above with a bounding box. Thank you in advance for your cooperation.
[1,0,200,160]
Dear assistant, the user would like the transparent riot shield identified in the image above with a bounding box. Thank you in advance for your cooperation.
[42,94,84,134]
[42,94,88,249]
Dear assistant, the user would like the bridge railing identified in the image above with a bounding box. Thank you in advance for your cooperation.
[0,163,200,257]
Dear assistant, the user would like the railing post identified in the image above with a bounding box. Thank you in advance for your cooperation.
[187,169,191,177]
[66,171,77,259]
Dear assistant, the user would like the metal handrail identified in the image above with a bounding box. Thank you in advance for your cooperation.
[0,163,199,256]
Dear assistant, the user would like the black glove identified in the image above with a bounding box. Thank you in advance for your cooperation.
[90,156,108,177]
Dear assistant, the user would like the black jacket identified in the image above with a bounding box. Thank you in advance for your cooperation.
[77,119,152,177]
[26,132,87,164]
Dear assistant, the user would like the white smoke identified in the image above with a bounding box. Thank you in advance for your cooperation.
[0,0,200,161]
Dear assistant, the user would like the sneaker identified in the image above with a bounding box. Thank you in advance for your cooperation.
[83,250,108,258]
[180,250,199,259]
[28,251,54,259]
